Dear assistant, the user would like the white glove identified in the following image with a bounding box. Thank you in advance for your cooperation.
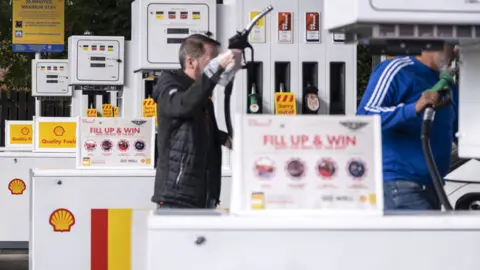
[212,50,242,86]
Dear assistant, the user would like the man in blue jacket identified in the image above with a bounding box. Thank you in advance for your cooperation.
[357,44,458,210]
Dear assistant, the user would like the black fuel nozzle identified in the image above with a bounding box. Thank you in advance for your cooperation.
[227,5,273,67]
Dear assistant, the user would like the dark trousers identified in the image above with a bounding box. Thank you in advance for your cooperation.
[383,180,441,210]
[157,200,216,209]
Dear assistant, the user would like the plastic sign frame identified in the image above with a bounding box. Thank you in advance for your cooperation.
[5,120,34,149]
[33,116,78,153]
[76,117,156,170]
[229,114,384,216]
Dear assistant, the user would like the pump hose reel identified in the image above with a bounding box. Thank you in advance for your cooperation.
[224,5,274,138]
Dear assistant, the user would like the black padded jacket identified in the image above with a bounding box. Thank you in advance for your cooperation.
[151,69,229,208]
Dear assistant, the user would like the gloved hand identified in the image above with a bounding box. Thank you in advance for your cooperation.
[217,49,242,71]
[216,49,242,86]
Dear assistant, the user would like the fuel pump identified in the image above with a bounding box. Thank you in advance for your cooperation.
[224,5,274,137]
[31,58,73,117]
[67,35,125,117]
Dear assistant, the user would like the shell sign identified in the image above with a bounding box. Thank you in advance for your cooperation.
[49,208,76,232]
[8,178,26,195]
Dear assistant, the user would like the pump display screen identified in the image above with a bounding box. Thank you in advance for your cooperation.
[46,75,58,78]
[91,56,106,61]
[167,28,189,34]
[90,63,106,68]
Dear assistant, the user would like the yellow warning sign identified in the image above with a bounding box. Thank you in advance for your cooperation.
[142,98,156,118]
[86,108,97,117]
[113,107,119,117]
[102,104,113,117]
[274,92,296,115]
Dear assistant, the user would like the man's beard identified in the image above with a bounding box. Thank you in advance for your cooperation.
[434,53,453,72]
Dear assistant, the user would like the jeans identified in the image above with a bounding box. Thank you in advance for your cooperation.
[383,180,441,210]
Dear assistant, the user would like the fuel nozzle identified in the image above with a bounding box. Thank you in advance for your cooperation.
[279,83,285,93]
[424,71,455,110]
[247,83,261,114]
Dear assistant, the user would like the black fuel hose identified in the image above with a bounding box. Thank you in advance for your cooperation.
[421,107,454,211]
[224,81,234,137]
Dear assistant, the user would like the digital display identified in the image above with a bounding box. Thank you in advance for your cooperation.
[90,63,106,68]
[91,57,106,61]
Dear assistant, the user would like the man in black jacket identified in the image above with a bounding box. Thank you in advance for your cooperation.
[152,34,241,208]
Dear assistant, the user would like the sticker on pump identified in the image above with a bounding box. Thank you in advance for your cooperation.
[248,11,266,43]
[102,104,113,117]
[86,108,97,117]
[142,99,158,127]
[142,98,156,118]
[305,12,320,43]
[277,12,293,43]
[306,93,320,111]
[274,92,296,115]
[114,106,119,117]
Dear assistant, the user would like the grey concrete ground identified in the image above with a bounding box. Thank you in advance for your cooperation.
[0,252,28,270]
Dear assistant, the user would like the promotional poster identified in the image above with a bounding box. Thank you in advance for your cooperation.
[237,115,382,211]
[77,117,155,169]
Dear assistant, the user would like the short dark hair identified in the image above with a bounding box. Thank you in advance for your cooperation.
[178,34,221,69]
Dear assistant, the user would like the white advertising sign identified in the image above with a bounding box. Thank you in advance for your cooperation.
[77,117,155,169]
[231,115,383,215]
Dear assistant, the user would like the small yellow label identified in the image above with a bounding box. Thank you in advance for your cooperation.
[102,104,113,117]
[142,98,156,117]
[274,92,296,115]
[114,106,119,117]
[251,192,265,210]
[86,108,97,117]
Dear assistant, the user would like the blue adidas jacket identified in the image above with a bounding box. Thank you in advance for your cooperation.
[357,56,459,184]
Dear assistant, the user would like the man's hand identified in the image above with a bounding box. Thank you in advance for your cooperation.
[223,137,232,150]
[415,91,441,114]
[217,49,242,70]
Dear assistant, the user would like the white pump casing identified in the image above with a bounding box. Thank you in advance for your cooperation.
[131,0,217,71]
[31,59,71,97]
[324,0,480,34]
[68,35,125,86]
[223,0,357,116]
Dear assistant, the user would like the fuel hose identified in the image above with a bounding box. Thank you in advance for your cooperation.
[421,106,454,211]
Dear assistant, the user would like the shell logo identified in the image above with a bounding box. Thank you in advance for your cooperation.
[8,178,26,195]
[20,127,30,135]
[53,126,65,136]
[49,208,75,232]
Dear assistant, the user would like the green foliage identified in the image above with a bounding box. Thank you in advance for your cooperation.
[0,0,132,89]
[356,45,372,99]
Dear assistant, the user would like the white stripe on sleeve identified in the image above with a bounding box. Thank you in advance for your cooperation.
[365,57,414,113]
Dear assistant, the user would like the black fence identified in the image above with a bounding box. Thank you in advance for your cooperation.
[0,89,70,146]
